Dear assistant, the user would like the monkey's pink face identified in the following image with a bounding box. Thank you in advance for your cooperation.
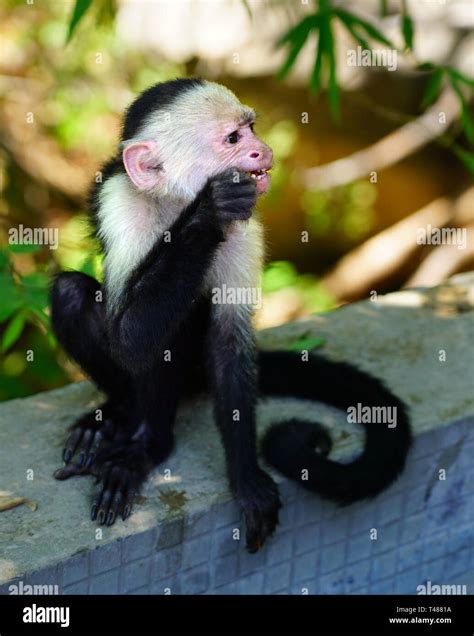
[213,117,273,195]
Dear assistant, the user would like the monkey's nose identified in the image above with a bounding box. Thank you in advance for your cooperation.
[249,151,260,159]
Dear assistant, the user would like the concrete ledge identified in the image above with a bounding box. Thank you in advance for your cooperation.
[0,274,473,594]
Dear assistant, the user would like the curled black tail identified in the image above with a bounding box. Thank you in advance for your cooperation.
[259,350,411,504]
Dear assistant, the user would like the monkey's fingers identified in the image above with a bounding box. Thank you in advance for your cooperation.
[53,464,90,480]
[91,464,136,526]
[83,430,104,469]
[62,428,84,464]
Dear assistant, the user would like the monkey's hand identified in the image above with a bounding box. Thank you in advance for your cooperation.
[90,442,152,526]
[54,402,128,479]
[205,169,257,225]
[237,468,282,553]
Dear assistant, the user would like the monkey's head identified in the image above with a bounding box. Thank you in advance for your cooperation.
[120,79,273,201]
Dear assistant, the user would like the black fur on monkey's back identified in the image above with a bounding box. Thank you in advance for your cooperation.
[259,350,412,503]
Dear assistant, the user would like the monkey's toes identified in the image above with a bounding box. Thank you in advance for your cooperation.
[91,464,137,526]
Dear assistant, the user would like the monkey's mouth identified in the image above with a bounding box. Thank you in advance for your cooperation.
[246,168,271,194]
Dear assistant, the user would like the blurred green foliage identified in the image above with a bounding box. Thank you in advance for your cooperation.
[277,0,474,170]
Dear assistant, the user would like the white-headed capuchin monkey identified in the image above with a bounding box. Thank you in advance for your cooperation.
[51,78,411,552]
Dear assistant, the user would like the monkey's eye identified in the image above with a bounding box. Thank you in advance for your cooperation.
[226,131,240,144]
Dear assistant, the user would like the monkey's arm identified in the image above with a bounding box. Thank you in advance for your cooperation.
[110,171,256,375]
[109,193,222,374]
[206,304,281,552]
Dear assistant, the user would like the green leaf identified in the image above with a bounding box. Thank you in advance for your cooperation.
[452,145,474,174]
[447,68,474,91]
[66,0,93,43]
[285,337,326,352]
[8,243,42,254]
[417,62,435,72]
[338,9,394,48]
[310,27,325,94]
[1,311,27,352]
[277,15,319,48]
[325,17,340,121]
[0,249,9,272]
[450,79,474,144]
[0,298,24,323]
[277,15,321,80]
[336,10,369,49]
[422,67,444,108]
[402,13,414,51]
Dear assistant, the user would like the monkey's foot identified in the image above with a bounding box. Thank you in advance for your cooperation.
[238,469,281,553]
[90,443,151,526]
[54,402,130,479]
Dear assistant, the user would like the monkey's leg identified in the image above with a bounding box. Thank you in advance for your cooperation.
[205,305,281,552]
[51,272,136,472]
[89,309,206,526]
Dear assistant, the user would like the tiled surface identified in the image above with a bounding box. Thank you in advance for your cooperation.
[1,418,472,595]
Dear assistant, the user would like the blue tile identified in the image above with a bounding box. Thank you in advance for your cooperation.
[372,522,400,554]
[89,569,119,594]
[405,487,426,515]
[321,512,349,546]
[400,513,425,544]
[237,571,264,594]
[62,579,89,595]
[180,565,209,594]
[344,557,371,591]
[279,501,297,529]
[420,557,445,582]
[372,550,397,581]
[239,545,265,576]
[266,531,293,565]
[182,534,211,570]
[444,547,471,579]
[447,524,473,554]
[370,577,394,594]
[213,500,240,528]
[320,542,346,574]
[376,493,404,524]
[183,510,212,540]
[121,558,151,593]
[347,532,372,564]
[295,497,321,526]
[263,561,291,594]
[123,530,154,563]
[155,518,184,549]
[214,552,238,587]
[349,504,376,535]
[292,551,318,583]
[63,553,89,586]
[212,525,239,557]
[319,569,346,594]
[398,541,424,571]
[295,523,319,555]
[151,545,182,581]
[91,541,122,575]
[422,531,448,563]
[394,567,419,594]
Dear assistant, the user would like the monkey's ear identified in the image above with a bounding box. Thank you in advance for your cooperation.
[122,141,162,190]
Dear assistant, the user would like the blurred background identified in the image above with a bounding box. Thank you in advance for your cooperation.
[0,0,473,401]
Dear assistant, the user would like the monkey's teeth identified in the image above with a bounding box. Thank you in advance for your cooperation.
[247,169,268,181]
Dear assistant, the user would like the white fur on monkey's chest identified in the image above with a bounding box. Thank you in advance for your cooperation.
[99,175,264,312]
[204,218,264,295]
